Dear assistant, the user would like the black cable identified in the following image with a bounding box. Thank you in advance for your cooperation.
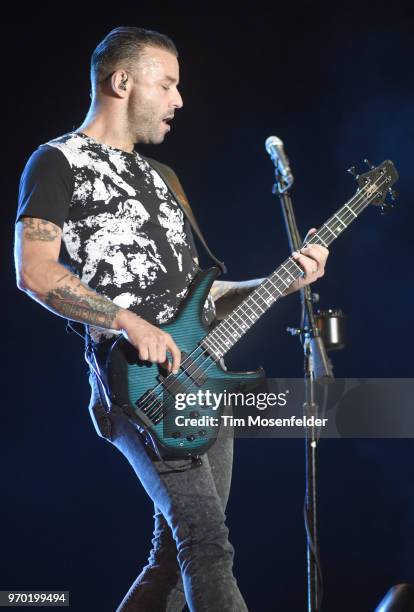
[65,320,87,341]
[303,496,324,609]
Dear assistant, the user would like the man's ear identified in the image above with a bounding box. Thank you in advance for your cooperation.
[111,70,129,96]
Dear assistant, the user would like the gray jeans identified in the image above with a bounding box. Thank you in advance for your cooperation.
[88,369,248,612]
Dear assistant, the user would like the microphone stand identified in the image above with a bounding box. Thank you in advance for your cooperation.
[271,169,334,612]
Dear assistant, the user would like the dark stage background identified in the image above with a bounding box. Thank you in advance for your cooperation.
[3,9,414,612]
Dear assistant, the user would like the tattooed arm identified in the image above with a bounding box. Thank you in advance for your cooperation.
[14,217,123,327]
[14,217,181,372]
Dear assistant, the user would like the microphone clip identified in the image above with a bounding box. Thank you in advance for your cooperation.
[272,171,293,194]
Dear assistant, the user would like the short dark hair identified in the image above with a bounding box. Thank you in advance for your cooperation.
[90,26,178,91]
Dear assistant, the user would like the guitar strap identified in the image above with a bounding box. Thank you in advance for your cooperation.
[142,155,227,274]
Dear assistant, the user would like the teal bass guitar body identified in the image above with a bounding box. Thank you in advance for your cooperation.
[104,267,264,459]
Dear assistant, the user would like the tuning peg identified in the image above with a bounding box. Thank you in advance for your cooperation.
[388,188,398,201]
[347,166,359,178]
[364,158,375,169]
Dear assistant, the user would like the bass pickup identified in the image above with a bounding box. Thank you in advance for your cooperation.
[157,351,208,387]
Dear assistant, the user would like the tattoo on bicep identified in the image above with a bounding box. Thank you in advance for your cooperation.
[23,217,60,242]
[45,285,121,328]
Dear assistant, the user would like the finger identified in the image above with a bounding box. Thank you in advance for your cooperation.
[166,337,181,374]
[292,252,318,278]
[303,227,317,244]
[138,345,149,362]
[301,252,326,272]
[148,341,159,363]
[300,245,329,269]
[161,358,172,373]
[311,250,327,275]
[300,243,328,257]
[157,341,167,364]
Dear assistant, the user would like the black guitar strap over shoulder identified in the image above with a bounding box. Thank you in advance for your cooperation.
[142,155,227,275]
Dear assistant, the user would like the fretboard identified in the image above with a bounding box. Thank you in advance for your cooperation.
[201,172,389,360]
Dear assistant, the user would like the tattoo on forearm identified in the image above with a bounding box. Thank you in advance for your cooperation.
[23,217,59,242]
[45,285,121,328]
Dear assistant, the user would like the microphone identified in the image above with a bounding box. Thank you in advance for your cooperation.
[265,135,294,187]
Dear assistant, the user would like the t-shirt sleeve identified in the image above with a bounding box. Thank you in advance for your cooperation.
[16,145,74,229]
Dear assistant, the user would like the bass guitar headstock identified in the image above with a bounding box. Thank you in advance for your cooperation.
[347,159,399,214]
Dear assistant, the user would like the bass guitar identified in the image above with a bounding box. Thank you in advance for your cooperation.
[94,160,398,459]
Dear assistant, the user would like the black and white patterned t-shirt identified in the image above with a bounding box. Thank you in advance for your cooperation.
[17,131,215,342]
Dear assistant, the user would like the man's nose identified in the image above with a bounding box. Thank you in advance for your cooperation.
[173,89,183,109]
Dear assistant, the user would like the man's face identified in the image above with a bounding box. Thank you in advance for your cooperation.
[127,46,183,144]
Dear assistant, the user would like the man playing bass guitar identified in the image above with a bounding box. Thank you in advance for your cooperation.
[14,27,328,612]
